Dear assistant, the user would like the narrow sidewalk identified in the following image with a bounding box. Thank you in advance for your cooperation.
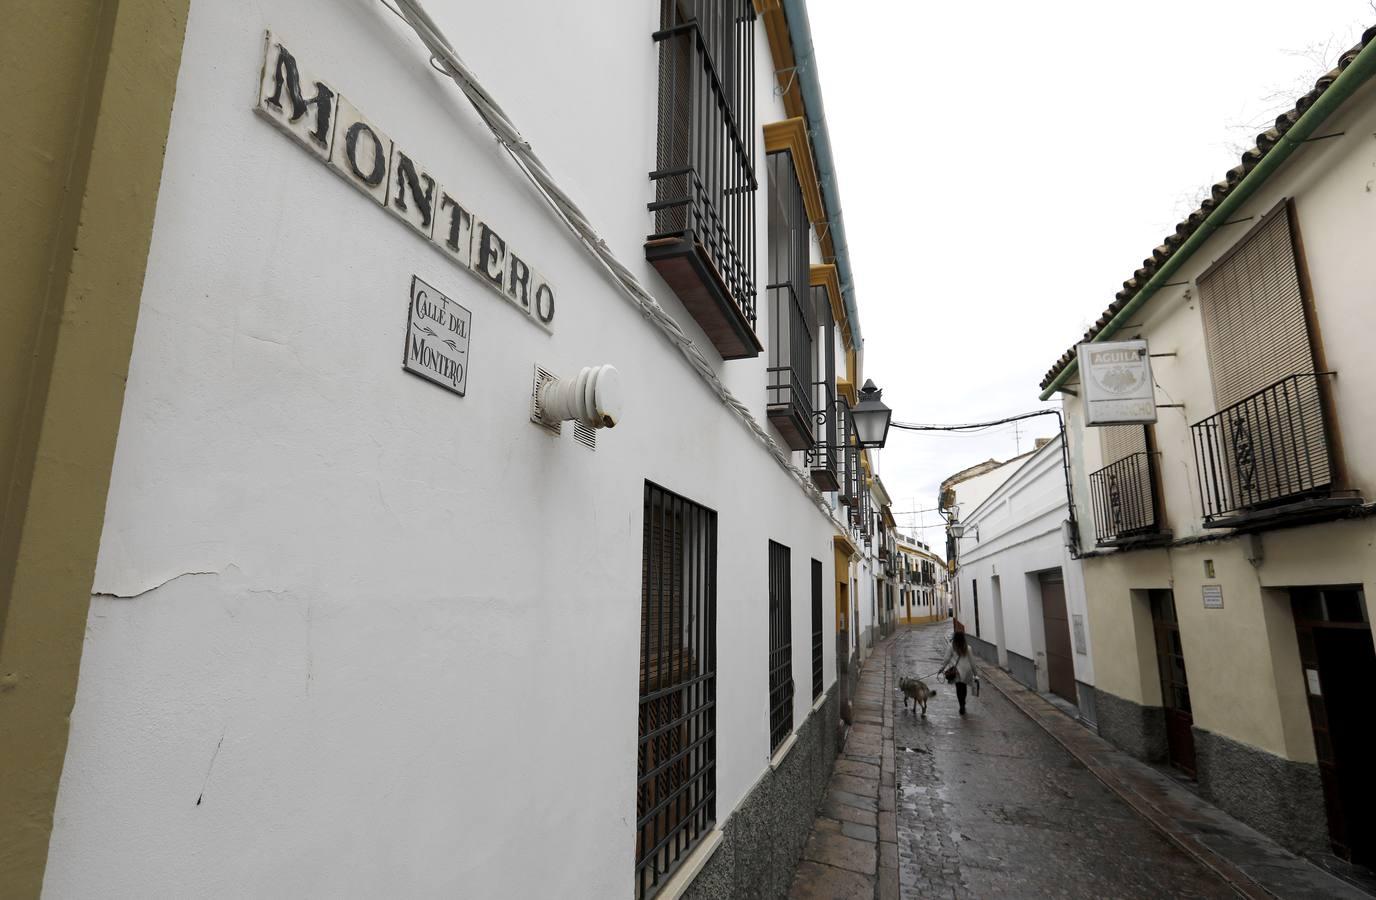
[789,636,901,900]
[980,664,1375,899]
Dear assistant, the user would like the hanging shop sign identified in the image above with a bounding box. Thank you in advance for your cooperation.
[1077,339,1157,426]
[254,32,555,332]
[405,276,471,395]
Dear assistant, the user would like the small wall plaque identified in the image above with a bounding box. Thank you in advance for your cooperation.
[404,276,471,395]
[1071,614,1087,655]
[1305,667,1322,696]
[1202,584,1224,609]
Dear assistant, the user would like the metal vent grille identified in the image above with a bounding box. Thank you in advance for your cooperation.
[573,420,596,450]
[530,365,560,434]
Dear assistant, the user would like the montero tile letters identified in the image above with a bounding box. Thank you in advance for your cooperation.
[255,31,556,331]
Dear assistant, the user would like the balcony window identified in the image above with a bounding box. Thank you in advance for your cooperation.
[646,0,760,359]
[765,151,816,450]
[637,482,717,898]
[1191,202,1358,527]
[1088,425,1168,546]
[806,287,840,490]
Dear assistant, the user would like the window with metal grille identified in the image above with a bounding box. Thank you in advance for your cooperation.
[765,150,815,449]
[649,0,757,323]
[811,558,823,701]
[637,482,717,899]
[767,540,794,753]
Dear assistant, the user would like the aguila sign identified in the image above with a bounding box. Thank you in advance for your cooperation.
[1077,339,1157,425]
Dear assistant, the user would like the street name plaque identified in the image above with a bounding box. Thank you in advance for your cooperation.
[404,276,471,396]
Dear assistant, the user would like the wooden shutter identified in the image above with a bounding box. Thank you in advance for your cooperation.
[1198,203,1315,408]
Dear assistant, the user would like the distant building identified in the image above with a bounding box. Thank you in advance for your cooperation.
[893,534,948,625]
[942,437,1095,724]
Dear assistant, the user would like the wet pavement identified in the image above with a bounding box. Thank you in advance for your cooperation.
[789,637,900,900]
[892,623,1233,899]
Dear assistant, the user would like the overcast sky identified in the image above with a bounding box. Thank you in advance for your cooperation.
[808,0,1373,546]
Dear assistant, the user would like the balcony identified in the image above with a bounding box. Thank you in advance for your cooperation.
[806,382,840,492]
[1088,451,1170,547]
[646,5,760,360]
[1191,373,1359,529]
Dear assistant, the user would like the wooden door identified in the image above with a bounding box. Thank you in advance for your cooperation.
[1150,590,1196,776]
[1293,587,1376,865]
[1039,572,1077,704]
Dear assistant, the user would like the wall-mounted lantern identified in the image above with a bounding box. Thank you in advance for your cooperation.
[851,379,892,449]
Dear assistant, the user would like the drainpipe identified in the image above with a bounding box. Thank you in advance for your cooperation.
[781,0,863,349]
[1039,31,1376,401]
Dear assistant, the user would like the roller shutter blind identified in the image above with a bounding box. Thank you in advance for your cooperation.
[1197,204,1315,407]
[1100,424,1148,466]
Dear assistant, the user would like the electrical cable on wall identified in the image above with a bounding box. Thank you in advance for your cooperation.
[377,0,853,535]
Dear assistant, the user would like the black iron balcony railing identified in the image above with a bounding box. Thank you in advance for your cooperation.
[646,2,758,360]
[806,381,839,492]
[1191,373,1337,525]
[765,282,814,451]
[1088,452,1162,544]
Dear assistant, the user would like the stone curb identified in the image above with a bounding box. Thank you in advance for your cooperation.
[977,665,1269,900]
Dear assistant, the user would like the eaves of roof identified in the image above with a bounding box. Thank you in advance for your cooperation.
[1039,25,1376,392]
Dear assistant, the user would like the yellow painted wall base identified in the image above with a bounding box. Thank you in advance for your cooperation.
[0,1,191,895]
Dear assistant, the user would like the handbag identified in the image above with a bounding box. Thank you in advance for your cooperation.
[944,666,958,682]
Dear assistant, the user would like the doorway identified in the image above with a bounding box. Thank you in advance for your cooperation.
[1292,587,1375,867]
[1039,570,1077,705]
[1149,589,1196,776]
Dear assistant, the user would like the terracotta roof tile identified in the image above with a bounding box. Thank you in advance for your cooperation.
[1039,25,1376,390]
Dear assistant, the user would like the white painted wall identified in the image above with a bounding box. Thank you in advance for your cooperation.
[44,2,866,897]
[954,438,1093,688]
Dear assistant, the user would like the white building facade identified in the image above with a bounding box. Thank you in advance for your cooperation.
[948,437,1096,723]
[2,1,893,896]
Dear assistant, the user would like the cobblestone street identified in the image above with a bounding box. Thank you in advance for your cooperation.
[892,624,1233,899]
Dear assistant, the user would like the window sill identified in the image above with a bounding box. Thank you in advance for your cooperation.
[769,732,799,771]
[647,827,724,900]
[811,692,827,715]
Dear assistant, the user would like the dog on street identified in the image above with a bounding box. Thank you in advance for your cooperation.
[898,675,936,716]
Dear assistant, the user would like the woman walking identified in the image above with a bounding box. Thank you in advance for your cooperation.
[940,631,980,715]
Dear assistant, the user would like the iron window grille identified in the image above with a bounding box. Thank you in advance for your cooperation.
[810,558,824,701]
[649,0,757,325]
[637,482,718,899]
[1190,372,1338,525]
[765,150,815,449]
[767,540,795,754]
[1088,451,1163,543]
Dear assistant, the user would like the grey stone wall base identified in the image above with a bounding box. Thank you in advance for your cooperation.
[682,686,839,900]
[966,634,997,666]
[1075,680,1098,726]
[1093,688,1167,763]
[1007,651,1037,692]
[1192,726,1329,856]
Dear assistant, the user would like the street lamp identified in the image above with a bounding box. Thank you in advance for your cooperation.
[851,379,892,449]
